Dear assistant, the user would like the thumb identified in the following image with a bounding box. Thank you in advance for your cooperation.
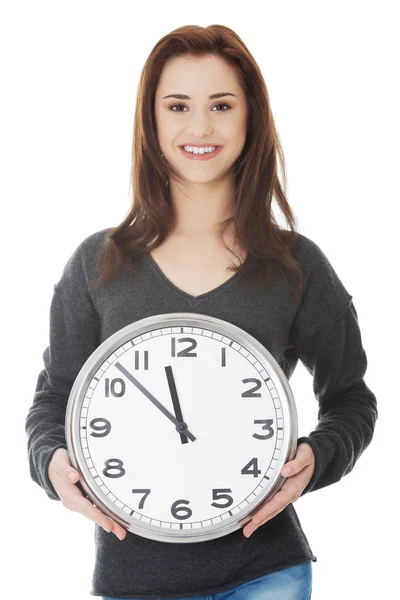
[281,443,313,476]
[54,448,80,483]
[67,469,80,483]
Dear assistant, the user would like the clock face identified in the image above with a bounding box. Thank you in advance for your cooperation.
[67,313,297,542]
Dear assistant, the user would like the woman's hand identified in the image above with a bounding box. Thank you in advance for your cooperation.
[48,448,127,541]
[243,442,316,537]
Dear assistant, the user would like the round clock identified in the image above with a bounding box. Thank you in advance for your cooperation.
[65,312,298,543]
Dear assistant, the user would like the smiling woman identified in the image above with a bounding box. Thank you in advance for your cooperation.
[25,21,377,600]
[94,26,305,299]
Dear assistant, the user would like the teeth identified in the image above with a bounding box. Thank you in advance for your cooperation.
[183,146,217,154]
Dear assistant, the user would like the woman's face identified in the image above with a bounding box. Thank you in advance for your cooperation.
[154,54,248,185]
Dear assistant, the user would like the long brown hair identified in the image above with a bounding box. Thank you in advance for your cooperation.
[94,24,304,299]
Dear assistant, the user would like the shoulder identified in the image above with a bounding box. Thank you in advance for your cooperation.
[290,232,327,269]
[67,227,112,269]
[73,227,113,258]
[55,227,113,292]
[289,232,349,290]
[289,232,353,340]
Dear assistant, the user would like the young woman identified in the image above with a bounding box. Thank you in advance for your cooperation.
[25,24,377,600]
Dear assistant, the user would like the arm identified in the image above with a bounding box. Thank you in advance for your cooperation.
[25,237,101,500]
[294,301,378,496]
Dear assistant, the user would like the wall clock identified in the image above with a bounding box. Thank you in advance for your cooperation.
[65,312,298,543]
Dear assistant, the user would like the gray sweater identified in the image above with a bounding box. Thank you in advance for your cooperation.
[25,228,378,599]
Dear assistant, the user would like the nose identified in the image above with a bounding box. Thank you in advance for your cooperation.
[186,110,213,138]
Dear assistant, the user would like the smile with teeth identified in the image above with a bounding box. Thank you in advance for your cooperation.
[183,146,218,154]
[179,145,223,160]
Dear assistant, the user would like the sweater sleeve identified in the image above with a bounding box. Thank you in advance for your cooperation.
[294,301,378,495]
[288,238,378,496]
[25,239,101,501]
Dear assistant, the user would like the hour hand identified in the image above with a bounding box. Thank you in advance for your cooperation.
[114,361,196,442]
[165,365,189,444]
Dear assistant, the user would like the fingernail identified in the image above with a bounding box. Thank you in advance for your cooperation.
[113,531,123,540]
[282,467,291,476]
[68,472,77,481]
[103,526,111,533]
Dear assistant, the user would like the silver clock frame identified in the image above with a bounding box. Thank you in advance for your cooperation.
[65,312,298,543]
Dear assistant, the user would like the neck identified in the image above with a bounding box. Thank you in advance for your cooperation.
[167,173,236,238]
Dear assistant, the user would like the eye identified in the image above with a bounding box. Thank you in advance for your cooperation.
[169,103,231,113]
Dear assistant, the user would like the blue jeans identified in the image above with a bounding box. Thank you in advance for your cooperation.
[102,559,312,600]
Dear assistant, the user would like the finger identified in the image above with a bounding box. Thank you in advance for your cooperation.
[73,494,127,539]
[245,494,296,537]
[279,462,314,494]
[245,470,309,537]
[56,475,127,540]
[250,468,309,529]
[281,456,305,476]
[50,448,81,484]
[255,504,286,526]
[50,451,127,540]
[262,467,312,517]
[252,483,297,525]
[244,502,289,537]
[281,443,313,476]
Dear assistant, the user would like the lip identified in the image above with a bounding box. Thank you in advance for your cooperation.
[179,145,223,161]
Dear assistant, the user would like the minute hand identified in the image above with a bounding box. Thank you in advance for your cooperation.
[114,361,196,442]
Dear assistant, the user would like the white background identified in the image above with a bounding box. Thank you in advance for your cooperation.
[2,1,398,598]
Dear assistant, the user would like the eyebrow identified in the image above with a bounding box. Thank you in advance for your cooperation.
[162,92,237,100]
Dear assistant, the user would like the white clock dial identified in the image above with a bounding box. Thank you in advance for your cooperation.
[66,313,297,543]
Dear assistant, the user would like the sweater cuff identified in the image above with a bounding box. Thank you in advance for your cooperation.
[297,436,321,496]
[41,444,68,501]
